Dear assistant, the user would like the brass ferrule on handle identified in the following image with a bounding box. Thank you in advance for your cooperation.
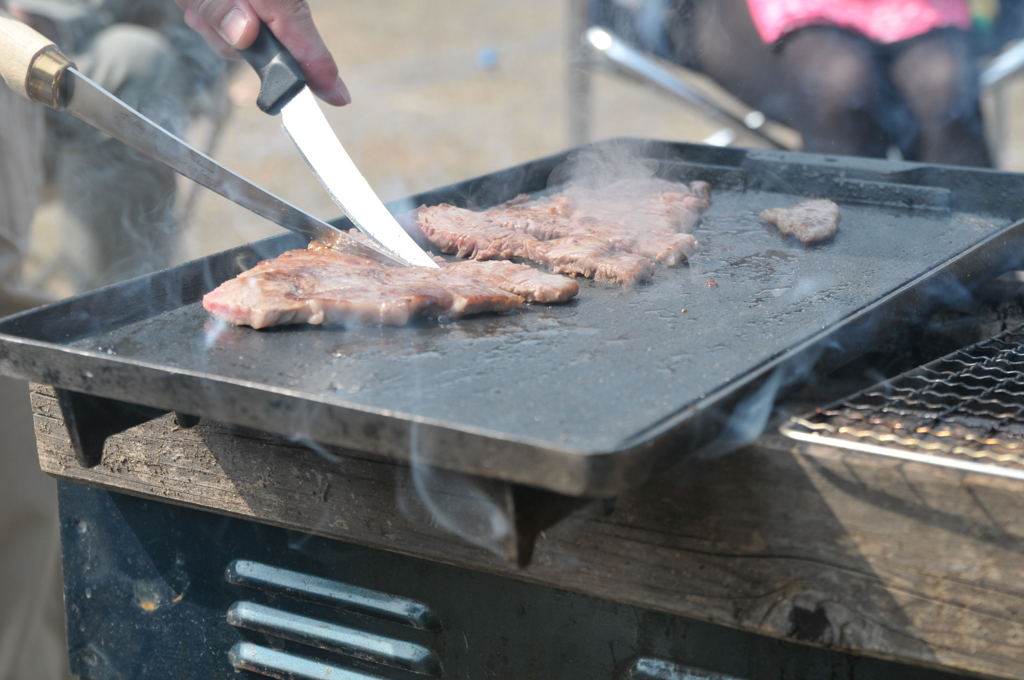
[25,46,71,109]
[0,7,73,108]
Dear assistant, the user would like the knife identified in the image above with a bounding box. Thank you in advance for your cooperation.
[0,9,406,268]
[239,23,439,268]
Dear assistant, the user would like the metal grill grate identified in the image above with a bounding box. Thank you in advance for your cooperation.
[781,325,1024,480]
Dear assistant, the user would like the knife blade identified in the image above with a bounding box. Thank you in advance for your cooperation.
[66,69,411,266]
[0,9,405,268]
[239,24,439,269]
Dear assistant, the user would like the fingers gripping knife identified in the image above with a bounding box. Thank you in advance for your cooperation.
[0,10,431,268]
[238,23,438,268]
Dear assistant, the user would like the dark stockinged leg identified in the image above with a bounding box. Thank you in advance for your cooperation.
[889,29,992,167]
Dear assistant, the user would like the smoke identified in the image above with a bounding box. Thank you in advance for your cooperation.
[291,437,344,465]
[699,343,827,459]
[54,140,180,293]
[702,370,784,459]
[392,140,714,555]
[399,423,513,559]
[694,268,986,461]
[547,140,661,192]
[36,13,228,296]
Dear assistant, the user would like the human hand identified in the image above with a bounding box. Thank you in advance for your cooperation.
[174,0,350,106]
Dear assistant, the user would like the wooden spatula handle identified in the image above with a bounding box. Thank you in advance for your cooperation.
[0,7,70,107]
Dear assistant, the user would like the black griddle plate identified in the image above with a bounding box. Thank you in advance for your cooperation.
[5,140,1024,496]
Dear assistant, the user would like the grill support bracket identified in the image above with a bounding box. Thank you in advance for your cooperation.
[54,388,196,467]
[49,385,574,566]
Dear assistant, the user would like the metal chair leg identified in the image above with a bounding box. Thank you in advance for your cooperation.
[567,0,593,147]
[584,26,789,149]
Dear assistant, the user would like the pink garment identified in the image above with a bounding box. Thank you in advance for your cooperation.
[745,0,971,44]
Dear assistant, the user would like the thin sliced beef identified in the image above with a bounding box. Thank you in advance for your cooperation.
[416,206,535,260]
[527,238,655,287]
[414,179,709,286]
[443,259,582,304]
[203,243,578,329]
[488,196,700,265]
[416,204,657,286]
[760,199,841,243]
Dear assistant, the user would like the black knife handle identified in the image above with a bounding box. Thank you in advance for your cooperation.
[239,22,306,115]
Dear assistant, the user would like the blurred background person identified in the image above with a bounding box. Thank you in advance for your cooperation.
[9,0,227,292]
[0,1,210,671]
[593,0,1024,166]
[0,24,66,680]
[0,2,345,677]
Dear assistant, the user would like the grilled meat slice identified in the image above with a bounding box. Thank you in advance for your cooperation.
[526,237,655,286]
[417,204,660,285]
[760,199,841,243]
[415,179,709,285]
[203,243,578,329]
[416,205,536,260]
[445,259,580,304]
[487,196,700,265]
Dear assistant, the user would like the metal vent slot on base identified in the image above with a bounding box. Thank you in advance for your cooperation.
[229,642,385,680]
[781,324,1024,480]
[226,559,441,631]
[225,560,441,678]
[227,602,440,676]
[626,657,749,680]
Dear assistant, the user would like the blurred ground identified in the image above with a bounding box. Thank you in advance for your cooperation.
[21,0,1024,297]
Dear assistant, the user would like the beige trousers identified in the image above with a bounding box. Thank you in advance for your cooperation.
[51,23,189,293]
[0,79,49,316]
[0,83,72,680]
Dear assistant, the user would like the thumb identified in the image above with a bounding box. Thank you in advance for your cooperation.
[176,0,261,50]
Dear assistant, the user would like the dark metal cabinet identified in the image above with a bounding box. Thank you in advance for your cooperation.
[59,482,968,680]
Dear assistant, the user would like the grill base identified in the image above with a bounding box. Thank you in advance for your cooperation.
[36,382,1024,679]
[58,481,969,680]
